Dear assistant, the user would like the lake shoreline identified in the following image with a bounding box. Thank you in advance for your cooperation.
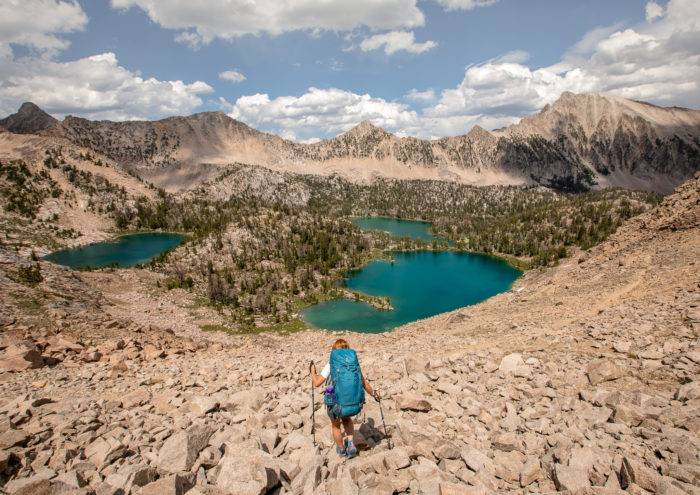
[350,215,528,271]
[43,231,186,270]
[302,246,522,333]
[299,217,525,332]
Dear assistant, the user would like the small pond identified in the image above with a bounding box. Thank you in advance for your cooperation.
[44,232,185,269]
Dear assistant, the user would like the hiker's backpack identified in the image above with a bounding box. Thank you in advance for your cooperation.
[327,348,365,417]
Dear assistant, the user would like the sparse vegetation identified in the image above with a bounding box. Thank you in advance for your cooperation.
[0,150,660,332]
[298,171,659,266]
[200,317,306,335]
[0,159,61,218]
[14,263,43,285]
[124,164,660,330]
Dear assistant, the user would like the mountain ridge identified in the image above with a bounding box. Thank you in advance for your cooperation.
[2,92,699,193]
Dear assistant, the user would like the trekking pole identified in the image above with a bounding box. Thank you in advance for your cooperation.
[375,393,392,450]
[310,361,316,446]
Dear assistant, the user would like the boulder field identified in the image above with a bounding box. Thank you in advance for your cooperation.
[0,174,697,494]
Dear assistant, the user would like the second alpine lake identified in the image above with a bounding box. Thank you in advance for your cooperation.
[44,232,185,269]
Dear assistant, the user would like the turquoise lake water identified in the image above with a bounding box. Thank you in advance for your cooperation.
[351,217,436,241]
[302,218,521,333]
[44,233,185,269]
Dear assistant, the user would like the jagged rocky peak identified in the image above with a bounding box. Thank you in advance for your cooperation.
[534,92,618,123]
[507,90,700,140]
[0,102,58,134]
[465,124,496,142]
[157,110,255,132]
[42,91,700,194]
[341,120,391,139]
[18,101,45,114]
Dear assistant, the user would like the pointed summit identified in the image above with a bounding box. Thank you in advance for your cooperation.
[466,124,494,141]
[0,102,58,134]
[342,120,389,139]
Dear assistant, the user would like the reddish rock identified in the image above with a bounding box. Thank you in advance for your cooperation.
[0,341,44,371]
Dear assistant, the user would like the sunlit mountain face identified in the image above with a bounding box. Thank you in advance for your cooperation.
[1,1,698,142]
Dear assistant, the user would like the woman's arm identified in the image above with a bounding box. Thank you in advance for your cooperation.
[309,363,326,387]
[362,375,377,398]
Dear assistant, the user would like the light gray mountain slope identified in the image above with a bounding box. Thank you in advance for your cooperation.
[3,92,699,193]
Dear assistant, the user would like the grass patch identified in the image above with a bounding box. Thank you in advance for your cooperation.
[257,318,307,333]
[485,252,531,271]
[13,293,44,314]
[200,317,307,336]
[291,291,339,311]
[200,323,235,334]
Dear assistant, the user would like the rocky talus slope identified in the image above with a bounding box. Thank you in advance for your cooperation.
[17,92,697,193]
[0,175,698,495]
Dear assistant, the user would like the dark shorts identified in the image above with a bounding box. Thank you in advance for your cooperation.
[326,404,347,421]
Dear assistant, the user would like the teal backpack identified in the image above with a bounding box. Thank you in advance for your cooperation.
[324,348,365,417]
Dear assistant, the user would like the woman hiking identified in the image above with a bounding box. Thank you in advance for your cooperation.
[309,338,378,458]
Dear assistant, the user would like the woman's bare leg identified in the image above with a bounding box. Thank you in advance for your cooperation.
[331,418,344,449]
[342,417,354,444]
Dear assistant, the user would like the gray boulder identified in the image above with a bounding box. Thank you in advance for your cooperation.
[586,359,624,385]
[157,425,213,473]
[215,440,279,495]
[396,394,432,412]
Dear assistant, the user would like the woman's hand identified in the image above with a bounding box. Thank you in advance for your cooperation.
[310,362,326,387]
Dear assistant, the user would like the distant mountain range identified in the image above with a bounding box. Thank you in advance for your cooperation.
[2,92,699,193]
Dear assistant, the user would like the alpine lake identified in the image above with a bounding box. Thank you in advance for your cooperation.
[44,220,520,333]
[302,217,521,333]
[44,232,185,269]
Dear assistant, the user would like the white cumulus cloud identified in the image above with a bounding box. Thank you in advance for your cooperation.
[222,0,700,140]
[405,88,436,102]
[0,0,87,57]
[0,0,214,121]
[222,87,418,141]
[426,62,598,120]
[359,31,437,55]
[219,70,246,83]
[645,1,665,22]
[434,0,499,11]
[559,0,700,106]
[174,31,204,50]
[0,53,213,120]
[419,0,700,135]
[111,0,425,45]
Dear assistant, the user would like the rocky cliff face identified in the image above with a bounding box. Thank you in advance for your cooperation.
[295,94,700,193]
[3,92,699,193]
[0,103,58,135]
[497,92,700,192]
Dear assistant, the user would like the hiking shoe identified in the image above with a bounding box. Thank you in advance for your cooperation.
[345,440,358,459]
[335,447,346,457]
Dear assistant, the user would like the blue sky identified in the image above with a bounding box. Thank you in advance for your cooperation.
[0,0,698,140]
[58,1,646,106]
